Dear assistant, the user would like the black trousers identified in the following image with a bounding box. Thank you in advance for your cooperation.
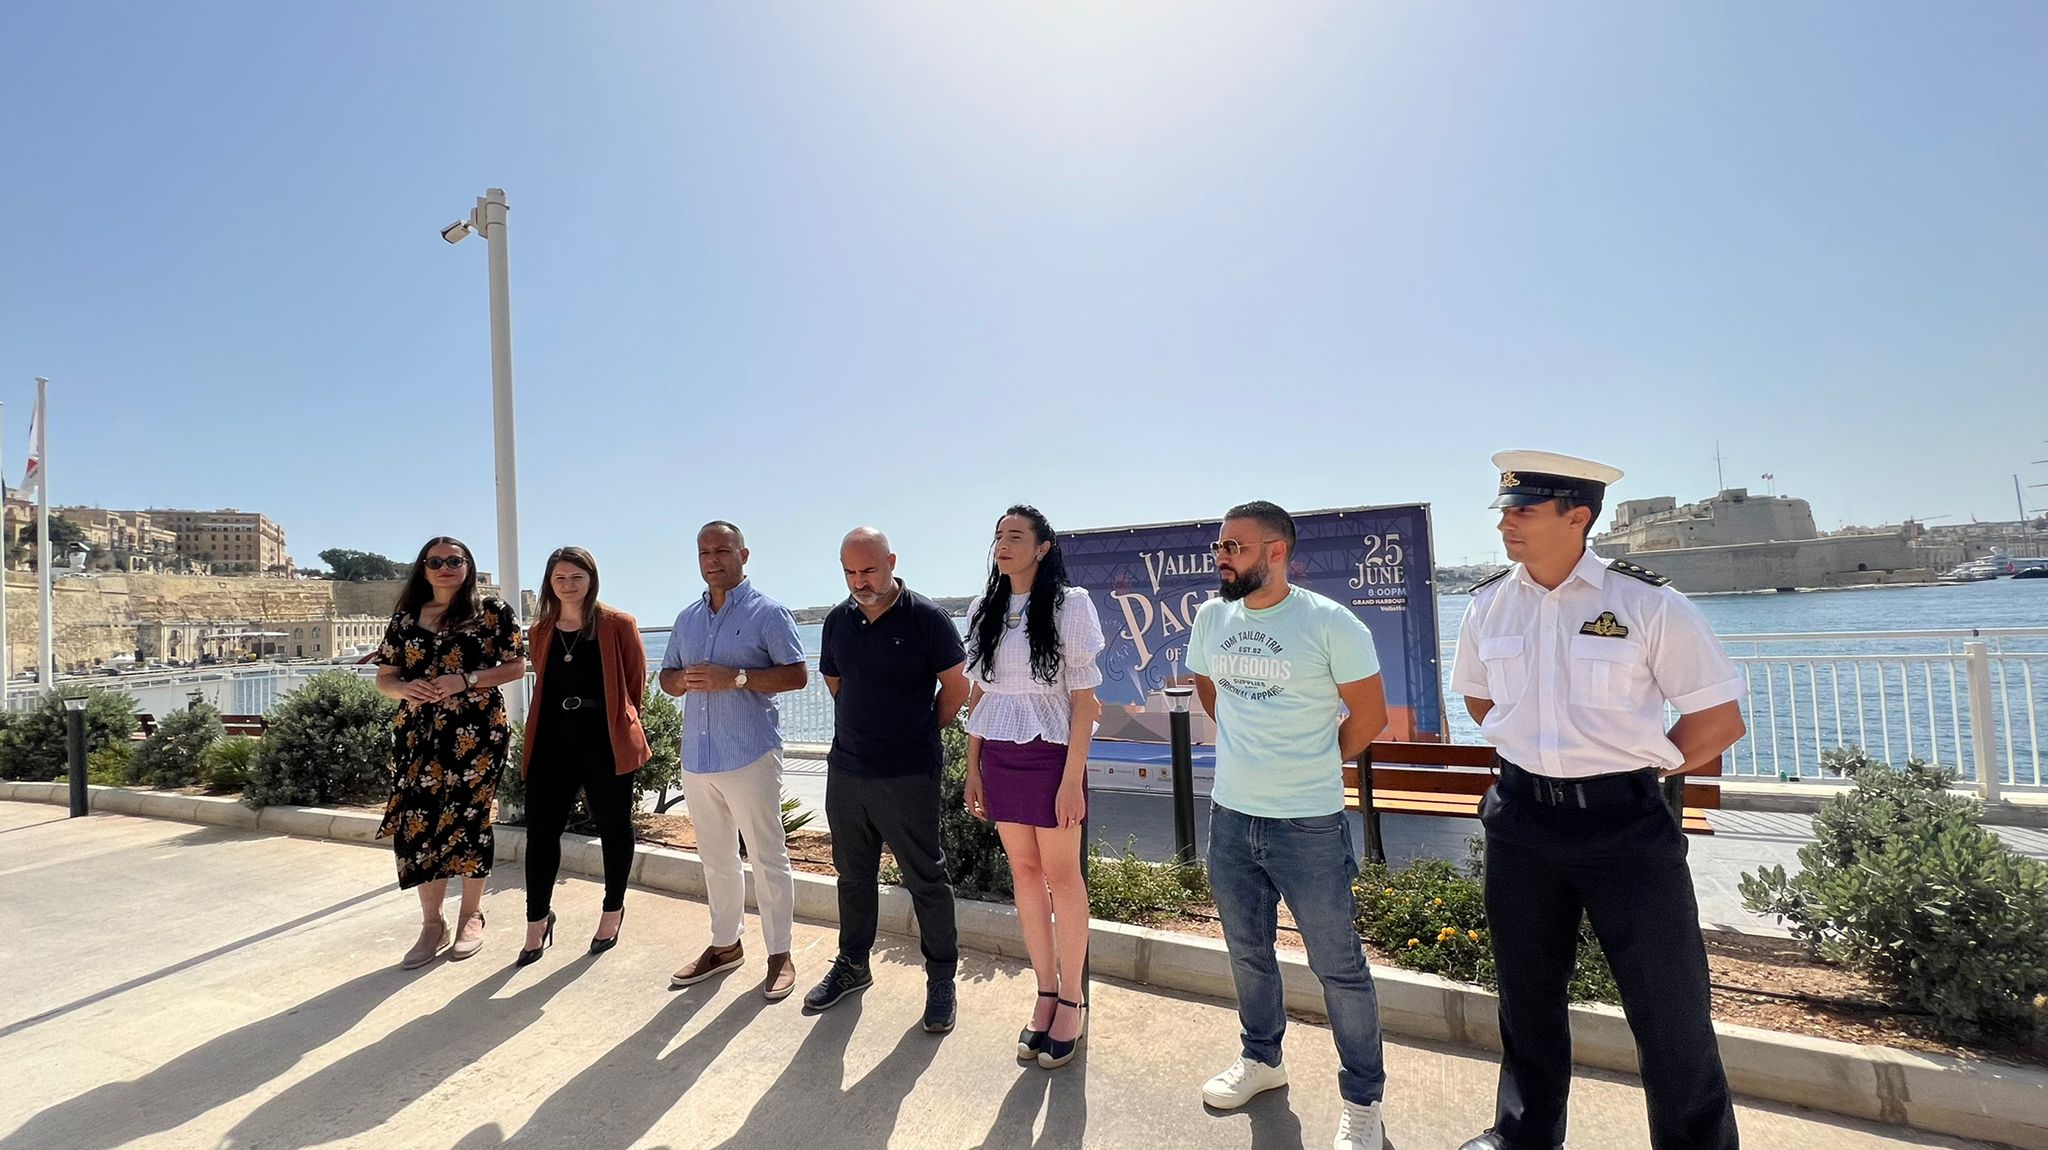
[523,716,633,923]
[826,766,958,980]
[1479,764,1738,1150]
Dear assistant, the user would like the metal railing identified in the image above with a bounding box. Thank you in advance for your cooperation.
[1715,629,2048,794]
[46,625,2048,796]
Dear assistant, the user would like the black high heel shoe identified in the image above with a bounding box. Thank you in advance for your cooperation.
[1016,989,1061,1061]
[590,906,625,956]
[516,912,556,968]
[1037,998,1088,1069]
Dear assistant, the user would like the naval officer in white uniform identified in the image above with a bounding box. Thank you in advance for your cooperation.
[1451,451,1748,1150]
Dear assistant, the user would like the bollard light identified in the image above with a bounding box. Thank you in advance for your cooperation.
[62,695,89,817]
[1164,685,1197,865]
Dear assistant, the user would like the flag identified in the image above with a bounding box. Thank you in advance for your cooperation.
[19,393,41,501]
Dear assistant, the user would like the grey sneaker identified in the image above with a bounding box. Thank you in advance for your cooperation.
[922,980,957,1034]
[803,956,873,1011]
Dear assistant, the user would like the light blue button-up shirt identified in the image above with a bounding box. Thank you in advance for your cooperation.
[661,578,806,775]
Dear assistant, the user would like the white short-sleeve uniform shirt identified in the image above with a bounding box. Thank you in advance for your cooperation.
[1449,549,1745,779]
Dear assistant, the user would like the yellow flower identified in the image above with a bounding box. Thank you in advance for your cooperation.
[1432,897,1443,907]
[1382,887,1395,896]
[1468,930,1482,942]
[1406,938,1419,948]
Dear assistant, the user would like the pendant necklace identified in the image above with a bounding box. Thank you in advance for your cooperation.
[560,626,582,663]
[1004,595,1029,630]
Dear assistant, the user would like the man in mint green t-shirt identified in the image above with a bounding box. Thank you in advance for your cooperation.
[1186,500,1391,1150]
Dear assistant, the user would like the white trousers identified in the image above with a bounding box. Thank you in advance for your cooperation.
[678,748,795,954]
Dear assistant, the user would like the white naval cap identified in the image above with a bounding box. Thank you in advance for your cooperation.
[1489,450,1625,508]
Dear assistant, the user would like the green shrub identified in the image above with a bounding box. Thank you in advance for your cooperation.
[497,725,528,825]
[938,719,1013,900]
[1087,837,1210,926]
[201,736,259,793]
[1740,747,2048,1042]
[128,703,225,788]
[638,684,681,802]
[1356,841,1618,1004]
[0,690,138,780]
[242,672,398,809]
[88,744,133,786]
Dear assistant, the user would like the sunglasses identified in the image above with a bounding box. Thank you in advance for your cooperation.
[425,556,469,571]
[1208,538,1282,557]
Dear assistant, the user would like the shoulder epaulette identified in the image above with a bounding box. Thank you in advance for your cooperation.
[1608,559,1671,587]
[1465,569,1509,594]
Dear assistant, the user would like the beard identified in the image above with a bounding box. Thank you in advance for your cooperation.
[1218,563,1267,602]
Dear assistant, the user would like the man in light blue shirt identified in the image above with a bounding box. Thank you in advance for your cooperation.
[1186,501,1392,1150]
[659,521,810,1001]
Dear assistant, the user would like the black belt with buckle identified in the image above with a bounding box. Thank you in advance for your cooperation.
[1497,757,1657,810]
[558,696,604,712]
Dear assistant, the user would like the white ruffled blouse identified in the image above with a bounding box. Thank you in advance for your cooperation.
[963,587,1107,746]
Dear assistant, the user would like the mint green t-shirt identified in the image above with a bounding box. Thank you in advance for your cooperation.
[1185,585,1381,818]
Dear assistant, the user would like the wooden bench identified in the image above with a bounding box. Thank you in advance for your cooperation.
[1345,740,1721,864]
[133,713,270,741]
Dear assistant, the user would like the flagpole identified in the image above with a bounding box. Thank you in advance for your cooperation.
[1,398,10,691]
[34,378,53,691]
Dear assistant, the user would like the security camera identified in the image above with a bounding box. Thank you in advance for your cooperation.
[441,220,472,245]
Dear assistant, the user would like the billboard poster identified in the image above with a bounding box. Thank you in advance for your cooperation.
[1062,505,1444,795]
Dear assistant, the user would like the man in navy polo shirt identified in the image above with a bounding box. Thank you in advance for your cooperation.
[804,526,972,1033]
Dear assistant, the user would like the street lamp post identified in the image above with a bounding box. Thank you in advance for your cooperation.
[63,694,88,817]
[443,188,525,719]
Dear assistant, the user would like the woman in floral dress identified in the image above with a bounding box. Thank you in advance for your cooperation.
[373,536,527,969]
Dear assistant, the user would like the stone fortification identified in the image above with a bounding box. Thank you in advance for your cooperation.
[0,574,507,673]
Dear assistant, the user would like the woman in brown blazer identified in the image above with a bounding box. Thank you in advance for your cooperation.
[517,546,653,965]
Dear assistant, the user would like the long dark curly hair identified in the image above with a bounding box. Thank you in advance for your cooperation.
[967,505,1069,684]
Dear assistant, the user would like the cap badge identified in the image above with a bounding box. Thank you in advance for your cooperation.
[1499,471,1520,488]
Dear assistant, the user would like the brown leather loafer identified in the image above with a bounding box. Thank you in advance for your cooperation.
[762,952,796,1001]
[670,941,744,988]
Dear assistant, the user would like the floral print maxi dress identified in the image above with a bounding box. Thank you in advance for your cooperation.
[374,596,524,888]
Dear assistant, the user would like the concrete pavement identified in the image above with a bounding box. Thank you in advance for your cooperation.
[0,800,2010,1149]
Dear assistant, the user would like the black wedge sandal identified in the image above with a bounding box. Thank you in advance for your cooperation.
[1036,998,1088,1069]
[1016,989,1061,1061]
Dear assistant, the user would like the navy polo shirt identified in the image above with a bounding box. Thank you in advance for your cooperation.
[819,582,967,778]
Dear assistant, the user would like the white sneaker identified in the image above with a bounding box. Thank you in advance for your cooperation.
[1334,1099,1384,1149]
[1201,1055,1289,1110]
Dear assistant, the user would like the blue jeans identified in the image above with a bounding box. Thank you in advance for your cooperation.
[1207,802,1387,1106]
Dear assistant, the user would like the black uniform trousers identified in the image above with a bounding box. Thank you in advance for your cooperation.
[1479,760,1738,1150]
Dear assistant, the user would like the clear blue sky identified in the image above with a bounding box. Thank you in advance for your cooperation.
[4,2,2044,618]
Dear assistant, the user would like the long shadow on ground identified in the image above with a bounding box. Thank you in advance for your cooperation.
[216,959,588,1150]
[0,964,408,1150]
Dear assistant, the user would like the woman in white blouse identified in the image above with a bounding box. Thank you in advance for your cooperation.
[963,505,1106,1070]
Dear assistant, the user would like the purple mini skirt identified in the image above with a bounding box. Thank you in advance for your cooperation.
[980,737,1069,828]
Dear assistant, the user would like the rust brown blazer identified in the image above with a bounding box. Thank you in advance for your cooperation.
[519,606,654,779]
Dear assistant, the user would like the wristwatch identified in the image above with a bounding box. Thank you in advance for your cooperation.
[733,669,749,690]
[464,671,479,690]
